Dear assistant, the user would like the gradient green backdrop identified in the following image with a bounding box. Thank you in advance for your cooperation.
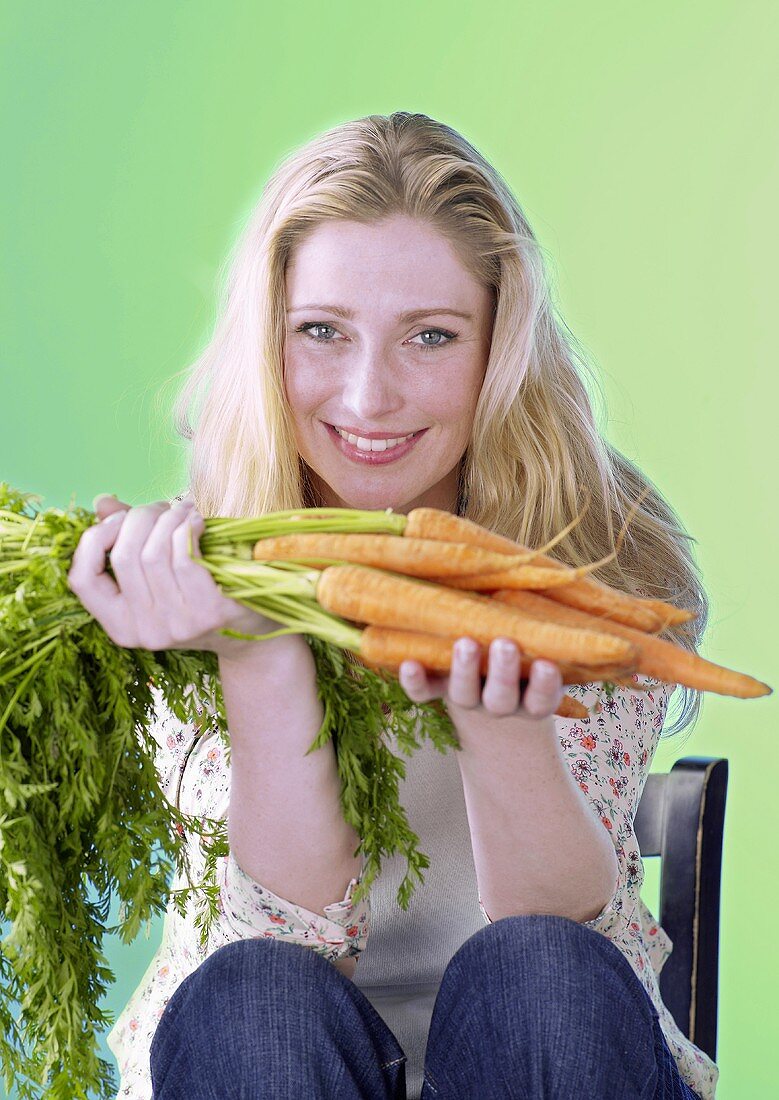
[2,2,776,1096]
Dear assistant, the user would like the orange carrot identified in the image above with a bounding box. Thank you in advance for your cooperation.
[555,696,590,719]
[404,507,693,630]
[354,630,591,719]
[428,564,593,591]
[357,624,636,684]
[640,598,698,626]
[403,506,544,553]
[315,564,637,668]
[252,532,541,578]
[492,588,772,700]
[537,580,680,633]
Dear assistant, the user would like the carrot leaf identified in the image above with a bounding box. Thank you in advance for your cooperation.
[0,482,459,1097]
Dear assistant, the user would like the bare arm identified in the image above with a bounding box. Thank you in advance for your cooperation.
[454,714,618,923]
[219,636,364,942]
[69,496,363,978]
[399,640,617,923]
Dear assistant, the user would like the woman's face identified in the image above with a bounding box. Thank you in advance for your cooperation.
[283,214,495,515]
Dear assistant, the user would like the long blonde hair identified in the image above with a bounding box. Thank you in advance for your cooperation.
[172,111,708,741]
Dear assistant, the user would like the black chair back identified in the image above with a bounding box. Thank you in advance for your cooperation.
[634,756,728,1063]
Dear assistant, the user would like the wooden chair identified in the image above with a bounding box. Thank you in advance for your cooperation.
[634,756,728,1063]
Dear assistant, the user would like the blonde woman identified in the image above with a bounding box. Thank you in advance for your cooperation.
[69,112,717,1099]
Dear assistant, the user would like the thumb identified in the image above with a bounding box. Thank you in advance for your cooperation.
[92,493,131,520]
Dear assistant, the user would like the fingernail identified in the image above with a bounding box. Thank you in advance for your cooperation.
[456,638,478,659]
[493,639,516,659]
[93,493,117,510]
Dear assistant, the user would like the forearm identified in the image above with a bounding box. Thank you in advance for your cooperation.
[455,716,619,923]
[219,638,363,919]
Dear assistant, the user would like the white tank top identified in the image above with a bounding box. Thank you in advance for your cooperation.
[352,720,485,1100]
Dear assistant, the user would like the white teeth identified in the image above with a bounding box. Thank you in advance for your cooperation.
[334,426,415,451]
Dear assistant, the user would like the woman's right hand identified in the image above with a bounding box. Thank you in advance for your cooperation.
[66,494,295,663]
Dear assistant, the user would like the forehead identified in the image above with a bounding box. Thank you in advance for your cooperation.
[285,216,484,309]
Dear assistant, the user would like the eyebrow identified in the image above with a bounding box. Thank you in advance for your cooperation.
[286,304,474,322]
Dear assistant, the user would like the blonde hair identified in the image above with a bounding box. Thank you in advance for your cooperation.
[172,111,708,741]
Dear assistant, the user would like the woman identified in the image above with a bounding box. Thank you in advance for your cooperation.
[68,112,717,1098]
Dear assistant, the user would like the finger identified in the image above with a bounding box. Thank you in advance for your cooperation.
[93,493,130,521]
[521,659,564,719]
[107,503,169,611]
[139,499,197,611]
[446,637,482,708]
[166,506,238,646]
[169,509,227,614]
[398,660,449,704]
[67,511,127,625]
[398,660,428,701]
[481,638,521,716]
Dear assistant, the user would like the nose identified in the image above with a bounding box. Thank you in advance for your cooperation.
[340,343,404,423]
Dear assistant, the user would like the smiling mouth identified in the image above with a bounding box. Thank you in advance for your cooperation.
[324,422,427,463]
[330,424,421,451]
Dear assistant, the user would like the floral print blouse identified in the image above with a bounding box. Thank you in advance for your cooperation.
[107,675,719,1100]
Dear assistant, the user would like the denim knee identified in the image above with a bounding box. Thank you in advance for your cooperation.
[150,939,343,1068]
[423,916,661,1099]
[175,936,339,1002]
[150,938,406,1100]
[439,913,658,1028]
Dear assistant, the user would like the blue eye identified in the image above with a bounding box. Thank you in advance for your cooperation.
[295,322,337,342]
[413,329,457,351]
[294,322,458,351]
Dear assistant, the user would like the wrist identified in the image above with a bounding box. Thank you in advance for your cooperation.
[218,634,324,755]
[452,708,557,754]
[216,632,310,668]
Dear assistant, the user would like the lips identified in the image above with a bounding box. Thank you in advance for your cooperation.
[330,424,419,442]
[324,422,426,465]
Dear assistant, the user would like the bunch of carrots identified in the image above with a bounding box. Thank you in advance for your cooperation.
[208,501,771,707]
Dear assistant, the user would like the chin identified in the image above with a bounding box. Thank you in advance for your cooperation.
[343,490,406,512]
[330,480,414,513]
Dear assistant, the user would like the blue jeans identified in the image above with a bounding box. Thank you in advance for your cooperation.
[150,914,702,1099]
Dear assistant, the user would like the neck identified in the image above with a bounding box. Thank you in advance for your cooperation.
[304,472,464,517]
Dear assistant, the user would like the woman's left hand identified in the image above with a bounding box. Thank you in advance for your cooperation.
[399,637,565,722]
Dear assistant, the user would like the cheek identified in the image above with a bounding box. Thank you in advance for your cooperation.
[431,380,481,431]
[284,355,326,415]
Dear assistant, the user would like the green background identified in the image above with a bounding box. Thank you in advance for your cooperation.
[2,1,776,1095]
